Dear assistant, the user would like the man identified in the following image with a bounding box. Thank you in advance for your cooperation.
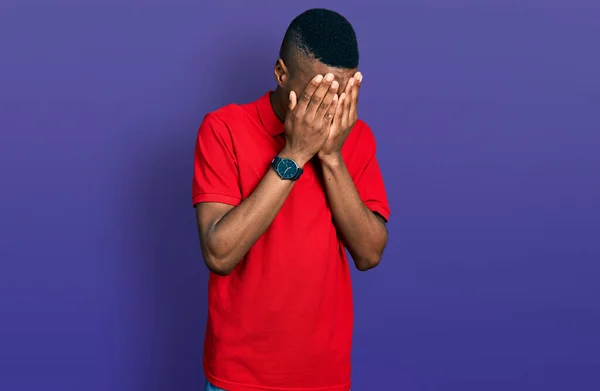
[192,8,390,391]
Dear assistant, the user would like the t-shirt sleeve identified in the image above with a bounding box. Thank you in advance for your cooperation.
[353,123,391,221]
[192,113,242,207]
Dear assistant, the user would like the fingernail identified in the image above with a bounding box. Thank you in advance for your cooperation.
[333,94,338,101]
[315,75,323,82]
[349,78,355,86]
[340,93,346,100]
[331,81,339,89]
[325,73,334,81]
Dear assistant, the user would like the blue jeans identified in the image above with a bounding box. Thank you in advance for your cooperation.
[205,381,226,391]
[206,380,350,391]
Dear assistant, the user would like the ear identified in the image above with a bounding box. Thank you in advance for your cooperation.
[274,58,289,88]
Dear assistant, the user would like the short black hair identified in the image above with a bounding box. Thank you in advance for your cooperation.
[280,8,359,70]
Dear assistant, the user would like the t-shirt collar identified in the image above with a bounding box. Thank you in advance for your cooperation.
[257,91,285,136]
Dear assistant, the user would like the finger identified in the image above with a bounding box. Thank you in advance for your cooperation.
[354,71,362,89]
[306,73,334,116]
[295,74,324,113]
[332,92,346,128]
[354,72,363,100]
[349,75,360,121]
[315,80,339,120]
[323,93,339,126]
[340,77,353,119]
[345,78,356,123]
[343,76,354,96]
[285,90,297,124]
[289,90,297,111]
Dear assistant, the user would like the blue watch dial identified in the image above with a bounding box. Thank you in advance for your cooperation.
[272,156,302,180]
[276,158,298,179]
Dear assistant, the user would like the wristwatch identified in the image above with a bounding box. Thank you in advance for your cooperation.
[271,156,303,180]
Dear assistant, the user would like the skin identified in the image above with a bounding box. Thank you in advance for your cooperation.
[196,48,388,275]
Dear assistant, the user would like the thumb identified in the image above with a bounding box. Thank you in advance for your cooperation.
[288,90,297,112]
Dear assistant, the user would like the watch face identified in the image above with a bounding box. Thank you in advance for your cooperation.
[277,158,298,179]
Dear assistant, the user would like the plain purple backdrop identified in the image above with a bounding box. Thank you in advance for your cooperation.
[1,1,599,390]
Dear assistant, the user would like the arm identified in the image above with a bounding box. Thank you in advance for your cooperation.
[196,166,295,276]
[320,155,388,271]
[195,74,340,276]
[318,72,389,271]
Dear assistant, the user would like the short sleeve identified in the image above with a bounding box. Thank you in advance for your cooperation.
[353,123,391,221]
[192,113,242,207]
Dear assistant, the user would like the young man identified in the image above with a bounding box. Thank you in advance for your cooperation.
[193,8,390,391]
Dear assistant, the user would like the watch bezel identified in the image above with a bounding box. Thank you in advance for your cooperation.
[272,156,303,180]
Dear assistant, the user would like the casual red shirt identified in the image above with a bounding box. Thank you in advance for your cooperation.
[192,92,390,391]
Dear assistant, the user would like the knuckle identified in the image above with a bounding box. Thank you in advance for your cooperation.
[301,93,311,101]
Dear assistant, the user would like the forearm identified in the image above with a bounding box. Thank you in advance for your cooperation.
[204,148,308,275]
[320,154,388,270]
[204,168,294,273]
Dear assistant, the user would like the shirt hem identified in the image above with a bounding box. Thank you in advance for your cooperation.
[205,369,351,391]
[364,201,391,222]
[192,193,242,207]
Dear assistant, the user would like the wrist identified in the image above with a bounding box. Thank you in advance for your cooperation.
[318,151,343,167]
[279,147,310,168]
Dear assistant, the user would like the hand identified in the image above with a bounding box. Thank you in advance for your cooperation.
[281,73,340,167]
[318,71,362,162]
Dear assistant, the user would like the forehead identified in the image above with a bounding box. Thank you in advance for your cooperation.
[296,57,357,83]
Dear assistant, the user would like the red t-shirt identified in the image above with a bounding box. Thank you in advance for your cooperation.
[192,92,390,391]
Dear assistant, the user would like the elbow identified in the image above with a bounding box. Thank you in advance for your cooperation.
[353,251,383,271]
[199,230,240,276]
[355,227,388,271]
[200,240,237,276]
[203,252,236,276]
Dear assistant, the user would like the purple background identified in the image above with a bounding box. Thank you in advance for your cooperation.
[1,1,599,390]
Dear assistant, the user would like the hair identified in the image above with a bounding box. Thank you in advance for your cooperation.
[279,8,359,70]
